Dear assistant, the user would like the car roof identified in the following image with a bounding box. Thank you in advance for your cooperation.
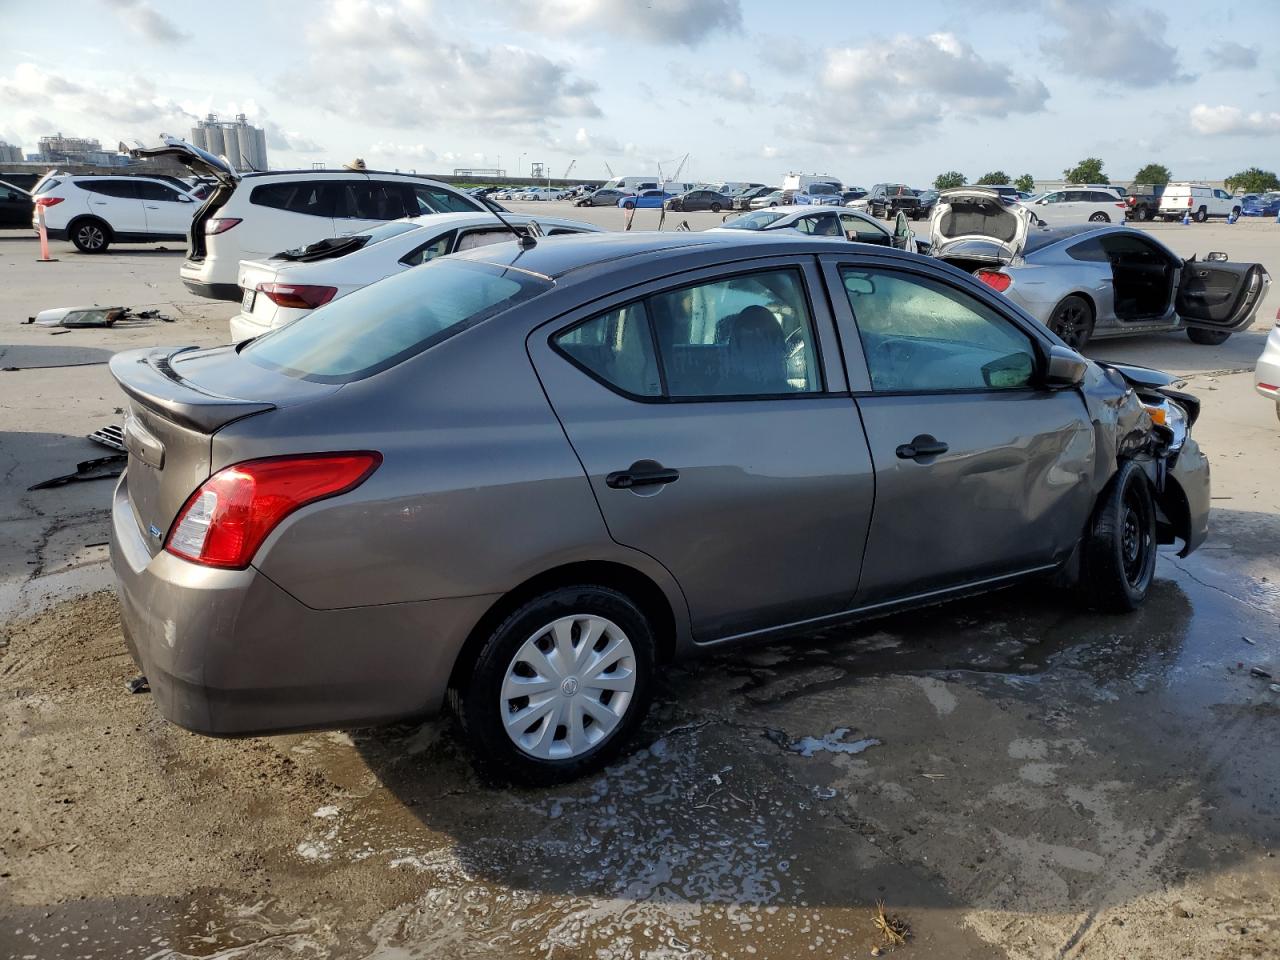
[1023,223,1142,255]
[450,229,883,280]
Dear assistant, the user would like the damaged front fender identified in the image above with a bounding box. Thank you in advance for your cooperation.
[1081,361,1209,557]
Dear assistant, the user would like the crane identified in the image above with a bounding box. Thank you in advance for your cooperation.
[603,160,616,179]
[562,159,576,181]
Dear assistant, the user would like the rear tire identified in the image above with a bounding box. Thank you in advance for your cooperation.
[1047,295,1095,349]
[1089,212,1110,223]
[710,202,722,213]
[455,585,655,786]
[1137,206,1152,221]
[1193,206,1208,223]
[1187,327,1231,345]
[1080,460,1157,612]
[622,201,635,210]
[70,218,111,253]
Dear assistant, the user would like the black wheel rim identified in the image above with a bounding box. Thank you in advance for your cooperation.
[1120,483,1154,588]
[1050,302,1090,348]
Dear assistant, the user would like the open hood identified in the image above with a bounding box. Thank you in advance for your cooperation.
[929,187,1034,261]
[122,134,239,184]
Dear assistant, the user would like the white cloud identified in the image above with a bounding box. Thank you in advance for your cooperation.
[281,0,601,135]
[1041,0,1191,87]
[102,0,190,43]
[671,65,756,103]
[761,145,779,159]
[1189,104,1280,137]
[1204,40,1259,70]
[519,0,740,45]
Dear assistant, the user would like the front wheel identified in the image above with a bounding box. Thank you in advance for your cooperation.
[1048,295,1095,349]
[1089,212,1110,223]
[1080,460,1157,612]
[622,201,635,210]
[455,585,655,785]
[1187,327,1231,345]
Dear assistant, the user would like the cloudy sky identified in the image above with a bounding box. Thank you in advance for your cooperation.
[2,0,1277,184]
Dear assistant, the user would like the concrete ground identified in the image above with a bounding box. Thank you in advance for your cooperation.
[1,215,1278,959]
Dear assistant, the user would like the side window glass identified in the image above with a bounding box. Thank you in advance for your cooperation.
[555,303,661,397]
[136,181,179,201]
[414,185,479,214]
[811,214,840,236]
[840,268,1035,392]
[841,214,887,243]
[649,269,820,397]
[342,182,411,220]
[250,182,335,217]
[1066,238,1108,262]
[454,228,515,251]
[399,231,456,267]
[792,217,816,234]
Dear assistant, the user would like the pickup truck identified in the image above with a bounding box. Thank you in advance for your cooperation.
[1123,183,1165,221]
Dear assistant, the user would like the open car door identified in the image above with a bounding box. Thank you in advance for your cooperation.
[891,211,917,253]
[929,187,1034,261]
[1176,256,1270,332]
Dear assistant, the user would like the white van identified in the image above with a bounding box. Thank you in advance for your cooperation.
[783,174,842,193]
[1158,182,1241,222]
[600,176,661,194]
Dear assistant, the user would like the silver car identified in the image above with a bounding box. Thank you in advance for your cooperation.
[714,205,918,252]
[110,231,1209,784]
[928,187,1270,349]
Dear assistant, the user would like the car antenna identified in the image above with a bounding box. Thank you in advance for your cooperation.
[488,200,536,248]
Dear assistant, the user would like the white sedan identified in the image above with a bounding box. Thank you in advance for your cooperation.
[230,213,601,342]
[519,187,565,201]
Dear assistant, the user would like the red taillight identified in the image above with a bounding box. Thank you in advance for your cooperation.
[165,453,381,568]
[34,196,63,207]
[257,282,338,309]
[976,269,1012,293]
[1115,203,1125,208]
[204,217,242,235]
[1187,198,1193,207]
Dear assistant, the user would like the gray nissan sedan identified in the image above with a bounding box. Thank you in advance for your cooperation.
[110,231,1210,784]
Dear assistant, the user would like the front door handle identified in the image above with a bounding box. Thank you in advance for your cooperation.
[606,459,680,489]
[896,435,949,461]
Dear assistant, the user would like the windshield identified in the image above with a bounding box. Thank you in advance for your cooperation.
[243,259,550,383]
[721,211,786,230]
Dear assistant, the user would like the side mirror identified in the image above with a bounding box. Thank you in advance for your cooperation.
[1206,251,1228,262]
[1043,344,1088,387]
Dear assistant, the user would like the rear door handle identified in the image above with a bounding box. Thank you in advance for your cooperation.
[606,459,680,489]
[896,435,949,462]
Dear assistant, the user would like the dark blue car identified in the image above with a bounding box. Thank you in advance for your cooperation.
[1241,193,1280,217]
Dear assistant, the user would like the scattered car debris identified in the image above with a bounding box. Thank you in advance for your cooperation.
[1270,684,1280,695]
[125,675,150,695]
[873,900,909,947]
[1250,667,1273,679]
[28,454,126,491]
[27,306,171,329]
[1242,635,1257,645]
[87,424,126,452]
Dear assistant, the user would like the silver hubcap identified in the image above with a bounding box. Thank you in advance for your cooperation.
[500,615,636,760]
[80,226,103,248]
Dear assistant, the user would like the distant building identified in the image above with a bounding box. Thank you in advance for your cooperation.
[37,134,104,163]
[190,113,268,172]
[0,141,21,163]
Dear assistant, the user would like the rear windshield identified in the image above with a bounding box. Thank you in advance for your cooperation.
[32,177,62,195]
[722,211,786,230]
[242,259,550,383]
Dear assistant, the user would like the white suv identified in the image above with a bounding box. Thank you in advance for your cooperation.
[1022,186,1126,225]
[29,172,199,253]
[129,136,492,301]
[1158,182,1241,222]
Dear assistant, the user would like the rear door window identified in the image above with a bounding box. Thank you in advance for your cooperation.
[339,181,413,220]
[249,181,338,217]
[399,231,457,266]
[554,303,661,397]
[243,260,549,382]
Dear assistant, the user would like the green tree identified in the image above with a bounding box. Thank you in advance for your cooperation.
[934,170,965,189]
[976,170,1011,185]
[1063,157,1109,183]
[1224,167,1280,194]
[1132,163,1171,186]
[1014,173,1036,193]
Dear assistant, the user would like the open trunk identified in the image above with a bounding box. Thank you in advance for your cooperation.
[929,188,1033,263]
[125,136,239,261]
[110,345,337,555]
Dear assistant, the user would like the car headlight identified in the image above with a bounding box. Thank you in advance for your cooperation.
[1142,397,1188,451]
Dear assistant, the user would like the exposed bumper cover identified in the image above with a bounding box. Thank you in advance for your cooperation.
[1166,437,1210,557]
[181,278,241,301]
[110,472,496,736]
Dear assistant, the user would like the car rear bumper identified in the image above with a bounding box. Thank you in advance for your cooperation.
[229,312,270,342]
[110,472,497,736]
[1254,325,1280,399]
[182,277,241,301]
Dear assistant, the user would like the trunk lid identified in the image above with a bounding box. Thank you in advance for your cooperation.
[110,345,339,555]
[929,187,1034,261]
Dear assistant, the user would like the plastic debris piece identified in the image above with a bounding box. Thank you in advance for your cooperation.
[125,675,150,695]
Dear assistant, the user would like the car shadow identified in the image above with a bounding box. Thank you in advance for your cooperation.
[346,520,1277,951]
